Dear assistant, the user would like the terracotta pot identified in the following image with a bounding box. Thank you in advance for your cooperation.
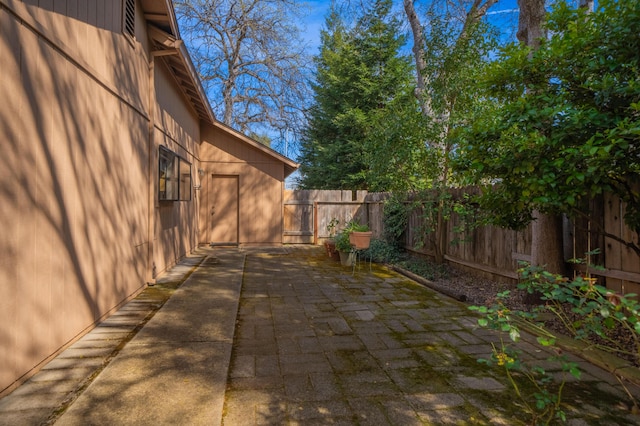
[349,231,372,250]
[324,240,340,261]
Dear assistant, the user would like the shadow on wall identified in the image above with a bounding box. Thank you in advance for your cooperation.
[0,4,150,393]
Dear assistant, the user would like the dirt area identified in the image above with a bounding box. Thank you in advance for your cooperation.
[431,267,523,307]
[416,262,640,369]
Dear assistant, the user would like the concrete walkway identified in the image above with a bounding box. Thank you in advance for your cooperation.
[1,246,639,425]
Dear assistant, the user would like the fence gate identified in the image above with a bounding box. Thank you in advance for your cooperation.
[283,198,314,244]
[283,190,385,244]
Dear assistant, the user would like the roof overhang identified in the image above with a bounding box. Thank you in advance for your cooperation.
[147,24,216,125]
[143,1,215,125]
[141,0,179,36]
[212,121,300,178]
[142,1,299,177]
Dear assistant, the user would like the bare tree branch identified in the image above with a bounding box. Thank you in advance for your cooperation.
[458,0,499,47]
[175,0,311,142]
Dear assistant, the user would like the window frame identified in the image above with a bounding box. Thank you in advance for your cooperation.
[179,157,192,201]
[159,146,192,202]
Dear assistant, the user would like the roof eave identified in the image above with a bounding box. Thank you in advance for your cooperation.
[212,121,300,177]
[144,1,298,177]
[147,24,216,125]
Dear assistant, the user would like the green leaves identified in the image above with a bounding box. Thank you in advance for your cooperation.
[537,336,556,347]
[453,0,640,235]
[298,0,416,190]
[518,256,640,365]
[470,293,579,423]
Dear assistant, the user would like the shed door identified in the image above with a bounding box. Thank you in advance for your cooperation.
[208,175,239,245]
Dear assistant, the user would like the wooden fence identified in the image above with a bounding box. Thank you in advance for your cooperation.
[570,193,640,294]
[283,190,386,244]
[284,189,640,294]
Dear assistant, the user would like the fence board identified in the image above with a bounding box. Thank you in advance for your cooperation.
[285,188,639,292]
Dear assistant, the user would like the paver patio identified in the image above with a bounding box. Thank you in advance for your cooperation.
[0,246,638,425]
[223,247,640,425]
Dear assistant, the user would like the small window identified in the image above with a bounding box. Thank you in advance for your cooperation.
[179,158,192,201]
[159,147,178,201]
[159,147,191,202]
[123,0,135,39]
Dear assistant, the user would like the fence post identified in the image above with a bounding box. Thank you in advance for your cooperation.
[314,201,318,245]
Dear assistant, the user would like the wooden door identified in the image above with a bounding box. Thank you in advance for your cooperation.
[208,175,239,245]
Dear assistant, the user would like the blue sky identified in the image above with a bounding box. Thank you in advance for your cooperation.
[301,0,332,52]
[284,0,522,186]
[299,0,522,55]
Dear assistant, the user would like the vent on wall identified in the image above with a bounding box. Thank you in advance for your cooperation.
[124,0,135,39]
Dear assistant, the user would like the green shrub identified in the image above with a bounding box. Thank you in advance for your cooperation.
[364,239,406,264]
[382,194,411,247]
[334,230,352,252]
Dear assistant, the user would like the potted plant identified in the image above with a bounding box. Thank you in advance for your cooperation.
[324,218,340,260]
[347,222,372,250]
[334,230,354,266]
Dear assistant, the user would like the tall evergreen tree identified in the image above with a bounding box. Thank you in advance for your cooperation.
[298,0,415,190]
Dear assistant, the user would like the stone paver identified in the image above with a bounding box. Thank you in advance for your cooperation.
[223,248,640,425]
[0,246,639,425]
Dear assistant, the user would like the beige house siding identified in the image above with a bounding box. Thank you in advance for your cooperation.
[6,0,150,117]
[0,0,202,395]
[0,0,297,396]
[200,125,286,246]
[152,62,201,275]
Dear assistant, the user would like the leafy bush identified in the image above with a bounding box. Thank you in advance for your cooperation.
[382,193,411,247]
[364,239,406,264]
[334,230,352,252]
[471,250,640,421]
[519,253,640,368]
[470,292,581,424]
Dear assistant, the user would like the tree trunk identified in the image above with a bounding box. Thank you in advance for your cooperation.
[579,0,594,12]
[403,0,497,264]
[403,0,498,122]
[517,0,566,305]
[531,212,566,275]
[402,0,431,119]
[434,202,447,264]
[516,0,546,49]
[525,212,566,305]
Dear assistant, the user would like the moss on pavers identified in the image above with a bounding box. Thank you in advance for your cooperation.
[222,247,640,425]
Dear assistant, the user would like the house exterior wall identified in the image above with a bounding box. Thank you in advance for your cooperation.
[0,0,200,395]
[200,125,285,246]
[152,60,201,276]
